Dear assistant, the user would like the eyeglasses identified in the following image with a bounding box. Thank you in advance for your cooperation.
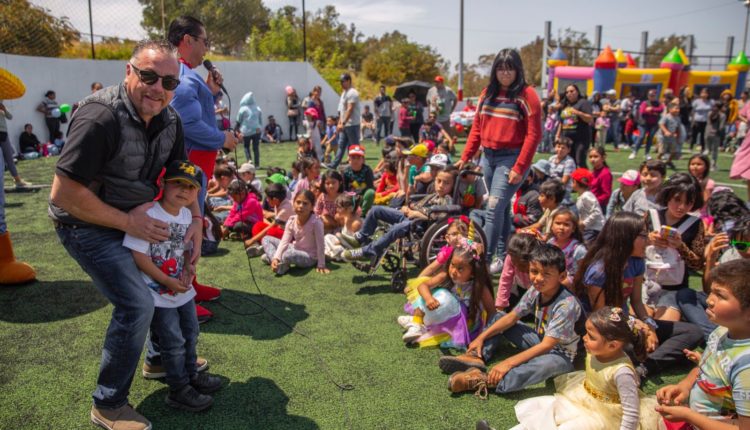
[190,34,211,49]
[129,63,180,91]
[732,240,750,252]
[496,68,515,75]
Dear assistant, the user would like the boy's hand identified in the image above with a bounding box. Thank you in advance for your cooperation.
[426,296,440,310]
[271,259,280,272]
[163,277,189,294]
[488,360,514,386]
[645,328,660,353]
[655,404,695,422]
[706,233,730,260]
[656,384,690,406]
[316,267,330,274]
[683,348,702,364]
[648,231,670,248]
[466,338,484,358]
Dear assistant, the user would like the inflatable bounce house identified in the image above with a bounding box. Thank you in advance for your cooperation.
[547,45,750,99]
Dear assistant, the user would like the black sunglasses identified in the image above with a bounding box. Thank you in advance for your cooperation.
[129,63,180,91]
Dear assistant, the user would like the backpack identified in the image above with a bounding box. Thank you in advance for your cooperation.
[644,209,699,287]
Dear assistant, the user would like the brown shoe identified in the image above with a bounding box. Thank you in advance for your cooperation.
[448,368,489,399]
[438,352,486,374]
[142,356,209,379]
[90,404,151,430]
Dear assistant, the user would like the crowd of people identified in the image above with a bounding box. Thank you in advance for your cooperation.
[0,12,746,429]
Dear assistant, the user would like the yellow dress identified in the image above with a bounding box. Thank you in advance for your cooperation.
[513,354,661,430]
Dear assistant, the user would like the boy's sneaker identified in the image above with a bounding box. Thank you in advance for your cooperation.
[165,384,213,412]
[196,304,213,324]
[14,179,32,188]
[342,248,372,262]
[645,154,652,161]
[337,232,361,249]
[628,152,636,160]
[246,244,264,257]
[91,404,152,430]
[274,261,291,275]
[143,357,209,379]
[438,352,487,373]
[190,372,223,395]
[261,254,271,265]
[402,323,426,343]
[448,368,489,399]
[397,315,413,329]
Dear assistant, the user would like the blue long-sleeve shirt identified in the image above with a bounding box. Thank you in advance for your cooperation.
[170,63,224,152]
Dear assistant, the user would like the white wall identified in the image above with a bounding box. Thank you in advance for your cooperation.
[0,53,340,151]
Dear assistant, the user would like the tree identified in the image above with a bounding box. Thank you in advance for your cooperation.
[245,11,301,61]
[0,0,80,57]
[361,31,444,86]
[139,0,270,56]
[518,37,544,87]
[645,35,692,68]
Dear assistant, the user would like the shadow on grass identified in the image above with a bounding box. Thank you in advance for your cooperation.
[199,289,309,340]
[0,280,108,323]
[138,376,319,429]
[356,284,398,295]
[203,247,231,258]
[5,202,23,208]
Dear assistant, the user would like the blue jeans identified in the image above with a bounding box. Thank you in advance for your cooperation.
[56,225,154,409]
[150,301,199,390]
[633,123,659,155]
[480,312,574,394]
[376,117,391,143]
[676,288,716,340]
[330,125,360,168]
[479,148,526,260]
[356,206,413,257]
[243,133,261,166]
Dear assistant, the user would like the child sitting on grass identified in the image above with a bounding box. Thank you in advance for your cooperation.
[570,167,606,243]
[340,170,456,266]
[606,169,641,217]
[623,160,666,217]
[547,208,587,289]
[207,165,235,222]
[656,259,750,429]
[260,190,329,275]
[342,145,375,215]
[495,233,540,311]
[221,180,263,240]
[373,159,400,206]
[439,243,583,397]
[245,183,293,256]
[238,162,263,193]
[401,238,496,348]
[324,194,363,261]
[122,161,222,412]
[292,157,321,199]
[549,137,577,207]
[315,170,344,233]
[525,178,566,239]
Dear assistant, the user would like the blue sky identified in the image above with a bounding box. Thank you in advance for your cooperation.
[34,0,741,69]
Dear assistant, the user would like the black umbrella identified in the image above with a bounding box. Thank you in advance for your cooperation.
[393,80,431,104]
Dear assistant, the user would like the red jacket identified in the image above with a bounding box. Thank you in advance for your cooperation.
[461,86,542,175]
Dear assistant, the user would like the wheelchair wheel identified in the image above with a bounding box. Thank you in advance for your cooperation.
[418,218,488,267]
[381,253,400,273]
[391,270,407,293]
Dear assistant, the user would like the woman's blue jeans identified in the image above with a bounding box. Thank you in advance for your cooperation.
[479,148,526,261]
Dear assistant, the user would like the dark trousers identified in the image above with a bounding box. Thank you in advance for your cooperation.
[641,320,704,375]
[45,117,60,143]
[243,133,261,166]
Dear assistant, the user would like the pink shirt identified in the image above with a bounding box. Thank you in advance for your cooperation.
[591,165,612,209]
[274,214,326,268]
[314,193,338,218]
[223,193,263,228]
[496,254,531,309]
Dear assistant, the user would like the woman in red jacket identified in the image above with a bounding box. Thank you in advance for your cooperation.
[457,48,542,271]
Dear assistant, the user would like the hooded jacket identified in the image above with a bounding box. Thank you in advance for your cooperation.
[236,92,263,136]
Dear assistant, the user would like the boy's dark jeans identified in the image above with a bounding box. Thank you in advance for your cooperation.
[151,300,200,390]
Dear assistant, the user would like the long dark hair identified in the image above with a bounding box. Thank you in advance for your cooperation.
[559,84,583,109]
[444,245,493,322]
[484,48,527,102]
[588,306,648,362]
[573,212,646,308]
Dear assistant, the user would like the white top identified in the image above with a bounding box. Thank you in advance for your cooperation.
[123,202,196,308]
[576,190,606,231]
[338,88,361,126]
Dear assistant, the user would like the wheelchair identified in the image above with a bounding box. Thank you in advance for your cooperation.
[353,169,488,293]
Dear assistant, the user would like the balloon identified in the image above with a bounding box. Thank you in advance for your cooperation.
[59,103,71,113]
[455,123,465,133]
[51,108,61,118]
[285,85,294,95]
[423,288,461,326]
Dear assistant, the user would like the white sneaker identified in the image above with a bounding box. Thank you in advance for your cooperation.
[397,315,413,329]
[402,323,426,343]
[628,152,636,160]
[645,155,652,161]
[489,257,504,275]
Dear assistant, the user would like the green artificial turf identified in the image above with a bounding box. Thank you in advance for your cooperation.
[1,140,732,429]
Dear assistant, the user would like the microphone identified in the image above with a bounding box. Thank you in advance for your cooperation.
[203,59,228,95]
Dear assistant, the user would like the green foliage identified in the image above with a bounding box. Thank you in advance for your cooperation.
[246,12,301,61]
[645,35,692,68]
[61,38,138,60]
[361,31,444,86]
[138,0,270,56]
[0,0,80,57]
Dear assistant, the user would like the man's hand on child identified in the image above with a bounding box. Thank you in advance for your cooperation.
[488,360,514,386]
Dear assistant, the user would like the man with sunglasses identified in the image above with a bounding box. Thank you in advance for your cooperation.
[49,40,199,430]
[167,15,240,319]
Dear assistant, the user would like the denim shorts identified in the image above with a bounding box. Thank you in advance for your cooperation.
[655,288,680,310]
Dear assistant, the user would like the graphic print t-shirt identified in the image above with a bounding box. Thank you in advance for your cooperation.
[123,202,196,308]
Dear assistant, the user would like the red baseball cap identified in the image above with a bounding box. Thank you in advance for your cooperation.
[571,167,593,186]
[348,145,365,156]
[434,75,444,83]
